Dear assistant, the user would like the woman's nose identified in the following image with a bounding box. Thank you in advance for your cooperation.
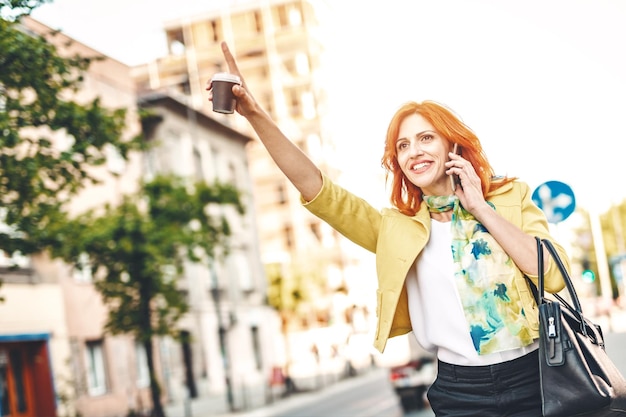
[408,141,424,155]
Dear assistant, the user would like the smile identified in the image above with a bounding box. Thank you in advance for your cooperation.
[411,162,430,171]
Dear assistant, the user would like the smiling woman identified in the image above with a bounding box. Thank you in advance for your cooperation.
[209,37,571,414]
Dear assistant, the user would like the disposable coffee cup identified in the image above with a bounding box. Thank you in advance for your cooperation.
[211,73,242,114]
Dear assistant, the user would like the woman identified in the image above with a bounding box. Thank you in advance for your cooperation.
[208,41,568,416]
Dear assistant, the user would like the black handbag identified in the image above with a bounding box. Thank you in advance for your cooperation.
[533,237,626,416]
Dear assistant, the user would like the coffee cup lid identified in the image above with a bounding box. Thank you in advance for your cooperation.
[211,72,242,84]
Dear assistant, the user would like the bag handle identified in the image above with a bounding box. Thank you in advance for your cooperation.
[535,236,588,334]
[537,237,584,313]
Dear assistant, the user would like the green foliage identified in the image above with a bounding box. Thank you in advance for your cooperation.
[0,12,141,259]
[0,0,49,20]
[50,175,243,340]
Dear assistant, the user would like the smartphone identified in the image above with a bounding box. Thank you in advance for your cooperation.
[450,143,461,191]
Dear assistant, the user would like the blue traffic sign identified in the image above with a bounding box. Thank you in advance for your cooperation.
[532,181,576,223]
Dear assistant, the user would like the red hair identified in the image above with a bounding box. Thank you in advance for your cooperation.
[381,101,514,216]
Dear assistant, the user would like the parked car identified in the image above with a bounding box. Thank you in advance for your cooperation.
[373,333,436,412]
[389,356,436,411]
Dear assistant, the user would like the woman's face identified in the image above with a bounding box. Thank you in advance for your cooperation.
[395,113,455,196]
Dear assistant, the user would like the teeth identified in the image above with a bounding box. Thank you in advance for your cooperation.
[412,162,429,171]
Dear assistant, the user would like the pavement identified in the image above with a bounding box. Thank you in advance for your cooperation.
[165,367,387,417]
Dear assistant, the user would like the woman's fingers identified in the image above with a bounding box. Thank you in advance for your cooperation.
[221,42,248,89]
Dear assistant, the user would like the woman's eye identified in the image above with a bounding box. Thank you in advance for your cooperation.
[397,142,408,151]
[421,134,434,141]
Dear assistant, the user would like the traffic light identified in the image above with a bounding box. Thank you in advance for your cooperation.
[581,258,596,283]
[582,269,596,283]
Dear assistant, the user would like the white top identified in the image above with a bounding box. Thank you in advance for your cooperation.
[405,219,538,366]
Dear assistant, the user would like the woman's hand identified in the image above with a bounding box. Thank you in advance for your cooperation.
[207,42,259,118]
[206,42,323,199]
[446,151,490,216]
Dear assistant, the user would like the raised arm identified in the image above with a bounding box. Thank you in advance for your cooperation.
[207,42,323,201]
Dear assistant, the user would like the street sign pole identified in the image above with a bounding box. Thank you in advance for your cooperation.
[589,208,614,315]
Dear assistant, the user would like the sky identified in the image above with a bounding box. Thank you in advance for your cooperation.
[31,0,626,222]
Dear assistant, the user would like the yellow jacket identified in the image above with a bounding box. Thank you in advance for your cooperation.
[303,174,568,353]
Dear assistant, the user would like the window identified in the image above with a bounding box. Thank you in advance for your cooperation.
[193,148,204,181]
[210,20,221,43]
[254,11,263,33]
[276,4,302,27]
[283,225,293,250]
[309,222,322,242]
[301,91,316,119]
[229,251,253,292]
[277,183,287,205]
[167,28,185,54]
[288,5,303,26]
[226,161,237,186]
[85,341,107,396]
[135,342,150,388]
[294,53,310,75]
[250,326,262,370]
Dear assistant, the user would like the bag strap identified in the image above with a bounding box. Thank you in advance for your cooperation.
[535,236,589,336]
[536,236,544,299]
[540,238,584,313]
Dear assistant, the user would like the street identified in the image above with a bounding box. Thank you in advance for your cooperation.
[254,367,433,417]
[237,332,626,417]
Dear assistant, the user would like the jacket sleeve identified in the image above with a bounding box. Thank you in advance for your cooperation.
[301,173,382,253]
[517,182,568,294]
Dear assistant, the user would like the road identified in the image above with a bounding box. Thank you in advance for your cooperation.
[265,367,432,417]
[246,332,626,417]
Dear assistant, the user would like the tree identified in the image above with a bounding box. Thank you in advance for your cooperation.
[52,174,243,417]
[1,4,242,415]
[0,1,139,264]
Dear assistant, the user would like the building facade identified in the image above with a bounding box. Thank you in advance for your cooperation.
[138,93,282,411]
[131,0,364,333]
[0,17,279,417]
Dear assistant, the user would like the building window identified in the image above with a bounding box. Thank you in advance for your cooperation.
[85,340,107,396]
[301,91,316,119]
[276,4,302,27]
[287,88,301,117]
[178,79,191,95]
[283,225,293,250]
[167,28,185,54]
[135,342,150,388]
[294,53,310,75]
[193,148,204,181]
[277,183,287,205]
[254,11,263,33]
[309,222,322,242]
[229,251,253,292]
[227,161,237,186]
[289,4,303,26]
[276,5,289,27]
[250,326,262,370]
[210,20,221,43]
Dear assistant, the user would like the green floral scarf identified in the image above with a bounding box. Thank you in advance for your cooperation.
[423,195,534,355]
